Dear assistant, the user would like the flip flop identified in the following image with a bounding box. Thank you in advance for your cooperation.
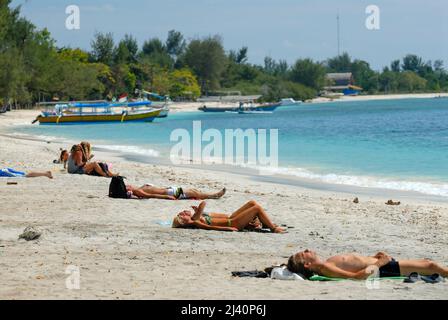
[421,274,445,284]
[403,272,421,283]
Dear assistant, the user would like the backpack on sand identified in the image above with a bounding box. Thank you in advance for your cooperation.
[109,176,128,199]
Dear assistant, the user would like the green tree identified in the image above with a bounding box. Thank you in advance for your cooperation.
[142,38,172,67]
[0,48,29,103]
[91,32,115,65]
[327,52,352,72]
[169,69,201,99]
[390,59,401,72]
[290,58,326,90]
[379,68,398,93]
[398,71,427,92]
[114,34,138,64]
[263,57,289,77]
[182,35,227,94]
[58,48,89,63]
[166,30,186,59]
[351,59,377,92]
[229,47,248,64]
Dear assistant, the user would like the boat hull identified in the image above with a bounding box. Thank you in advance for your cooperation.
[37,109,161,124]
[199,103,281,113]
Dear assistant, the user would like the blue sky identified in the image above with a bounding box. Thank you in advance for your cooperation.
[11,0,448,70]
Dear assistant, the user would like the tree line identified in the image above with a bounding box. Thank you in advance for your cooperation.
[1,1,447,107]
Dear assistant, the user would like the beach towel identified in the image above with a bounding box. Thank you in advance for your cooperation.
[233,267,407,282]
[0,168,26,178]
[309,275,407,282]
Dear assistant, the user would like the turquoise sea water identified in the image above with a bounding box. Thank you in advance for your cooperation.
[11,98,448,196]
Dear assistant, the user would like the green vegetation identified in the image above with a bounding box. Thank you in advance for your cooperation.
[1,1,447,107]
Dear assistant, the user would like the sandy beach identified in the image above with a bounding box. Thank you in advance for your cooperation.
[0,109,447,300]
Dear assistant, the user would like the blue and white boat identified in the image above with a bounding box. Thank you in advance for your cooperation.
[34,100,161,124]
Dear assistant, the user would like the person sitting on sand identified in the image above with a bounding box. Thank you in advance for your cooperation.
[67,144,117,177]
[0,168,53,179]
[126,184,226,200]
[80,141,94,161]
[53,149,69,169]
[287,249,448,279]
[172,200,285,233]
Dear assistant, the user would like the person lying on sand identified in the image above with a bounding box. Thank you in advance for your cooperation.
[0,168,53,179]
[172,200,285,233]
[67,144,117,177]
[126,184,226,200]
[287,249,448,279]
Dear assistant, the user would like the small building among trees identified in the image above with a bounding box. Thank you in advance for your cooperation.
[324,72,362,96]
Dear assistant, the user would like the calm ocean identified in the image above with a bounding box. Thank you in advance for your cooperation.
[12,98,448,197]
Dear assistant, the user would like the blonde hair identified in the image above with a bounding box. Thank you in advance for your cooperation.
[172,215,185,228]
[80,141,91,162]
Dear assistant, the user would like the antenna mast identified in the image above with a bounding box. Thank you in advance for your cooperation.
[337,13,341,56]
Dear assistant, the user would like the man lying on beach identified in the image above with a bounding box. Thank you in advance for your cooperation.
[126,184,226,200]
[0,168,53,179]
[172,200,285,233]
[287,249,448,279]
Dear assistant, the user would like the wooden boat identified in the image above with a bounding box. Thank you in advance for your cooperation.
[34,101,161,124]
[135,89,171,118]
[199,102,281,113]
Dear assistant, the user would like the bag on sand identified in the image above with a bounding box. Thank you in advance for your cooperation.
[109,176,128,199]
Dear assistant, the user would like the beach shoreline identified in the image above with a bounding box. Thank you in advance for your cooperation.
[6,92,448,114]
[3,106,448,202]
[0,109,447,300]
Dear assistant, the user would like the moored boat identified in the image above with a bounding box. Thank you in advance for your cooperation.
[279,98,302,106]
[34,100,161,124]
[135,89,171,118]
[199,101,281,113]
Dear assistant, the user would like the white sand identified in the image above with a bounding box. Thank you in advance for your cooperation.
[0,110,447,300]
[310,92,448,104]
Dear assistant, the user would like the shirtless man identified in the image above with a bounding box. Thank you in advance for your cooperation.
[287,249,448,279]
[126,184,226,200]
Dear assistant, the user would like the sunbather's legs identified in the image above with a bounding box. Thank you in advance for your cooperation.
[210,201,265,219]
[399,259,448,277]
[230,204,284,233]
[26,171,53,179]
[207,200,258,218]
[229,200,259,218]
[184,188,226,200]
[84,162,109,177]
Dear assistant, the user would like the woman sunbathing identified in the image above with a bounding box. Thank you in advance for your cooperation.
[68,144,117,177]
[287,249,448,279]
[172,200,285,233]
[126,184,226,200]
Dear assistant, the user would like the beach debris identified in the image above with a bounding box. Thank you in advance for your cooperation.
[309,231,324,239]
[19,226,41,241]
[6,181,18,185]
[386,200,401,206]
[353,197,359,204]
